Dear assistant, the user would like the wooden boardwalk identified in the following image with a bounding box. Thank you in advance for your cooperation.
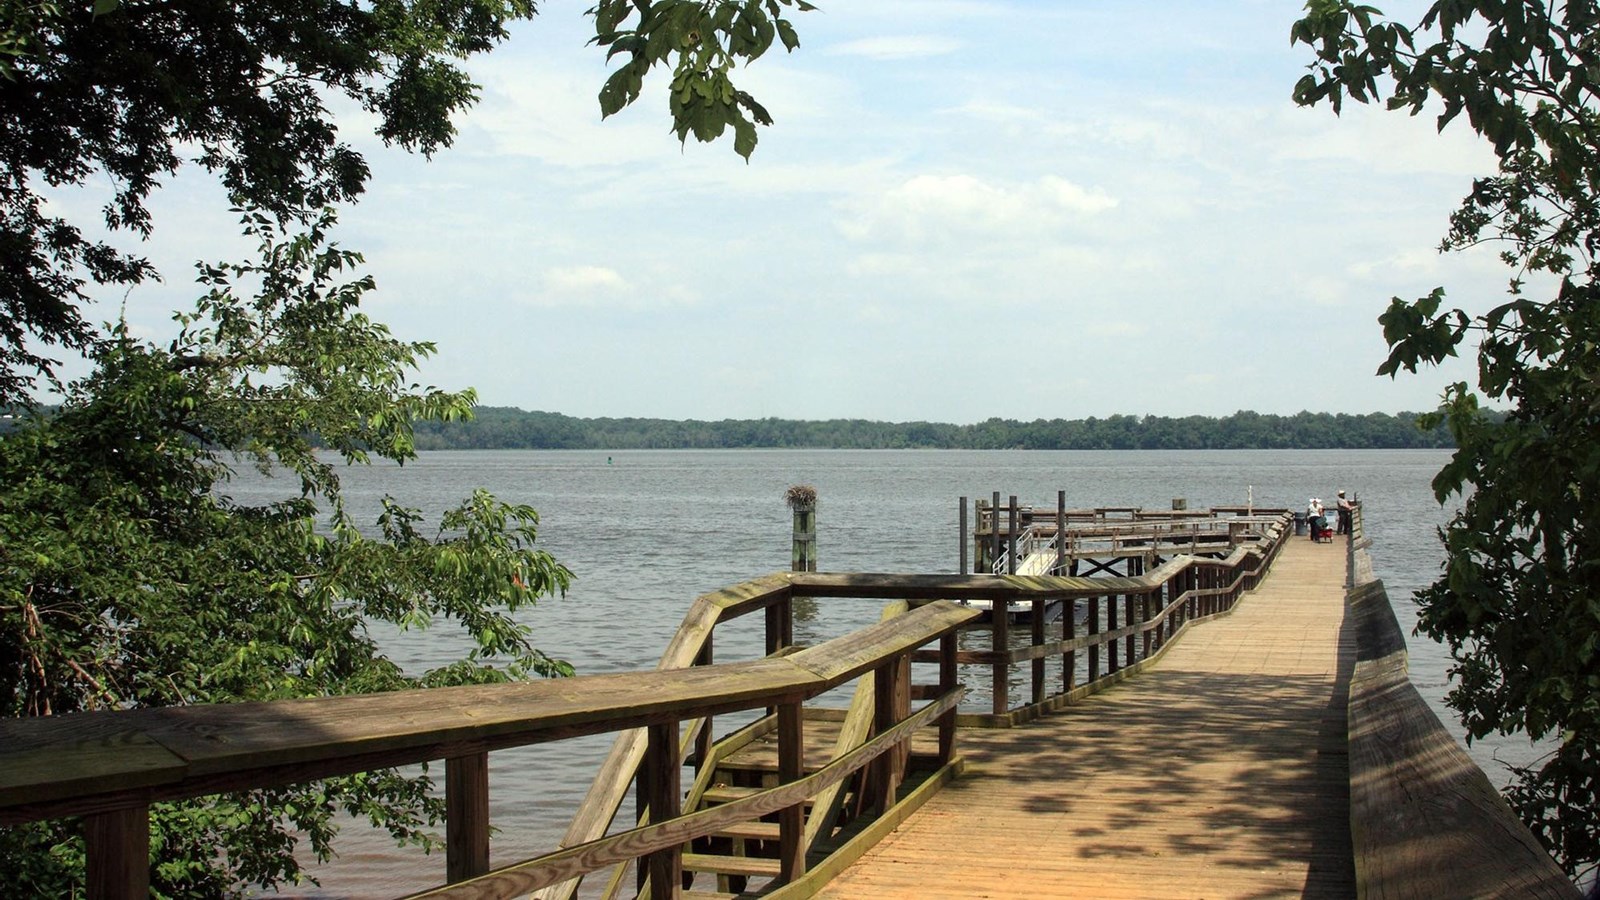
[816,535,1355,899]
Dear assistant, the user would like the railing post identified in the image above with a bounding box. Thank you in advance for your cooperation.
[1063,591,1077,693]
[873,658,904,810]
[1031,598,1046,704]
[1186,567,1198,620]
[1124,594,1137,665]
[958,496,968,574]
[1055,490,1066,575]
[1007,495,1019,574]
[1107,592,1121,673]
[938,633,958,762]
[85,806,148,900]
[1141,590,1154,659]
[446,751,490,883]
[990,491,1001,572]
[765,587,793,657]
[777,701,805,882]
[695,635,714,770]
[1087,595,1101,682]
[897,652,912,771]
[644,721,682,900]
[991,590,1010,716]
[1174,570,1186,635]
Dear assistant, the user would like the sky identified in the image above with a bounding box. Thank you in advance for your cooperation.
[77,0,1512,424]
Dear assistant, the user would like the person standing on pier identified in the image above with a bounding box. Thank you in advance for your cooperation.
[1336,490,1353,534]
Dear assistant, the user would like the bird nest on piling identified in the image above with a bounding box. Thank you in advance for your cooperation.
[785,484,817,509]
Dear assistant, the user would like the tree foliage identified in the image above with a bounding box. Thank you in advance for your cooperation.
[1294,0,1600,881]
[0,0,815,894]
[590,0,813,158]
[0,212,575,895]
[0,0,808,405]
[409,407,1457,451]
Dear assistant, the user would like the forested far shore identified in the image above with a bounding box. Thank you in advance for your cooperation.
[410,408,1459,451]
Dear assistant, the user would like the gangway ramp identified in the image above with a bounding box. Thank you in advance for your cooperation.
[1013,547,1055,576]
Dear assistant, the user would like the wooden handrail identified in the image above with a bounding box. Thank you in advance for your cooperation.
[1343,509,1578,898]
[0,510,1289,899]
[535,573,796,900]
[1,656,809,822]
[0,601,978,900]
[406,684,965,900]
[542,513,1294,898]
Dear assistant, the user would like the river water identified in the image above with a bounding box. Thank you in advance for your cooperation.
[226,448,1540,897]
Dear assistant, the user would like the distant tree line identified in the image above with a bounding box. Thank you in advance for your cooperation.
[410,408,1458,450]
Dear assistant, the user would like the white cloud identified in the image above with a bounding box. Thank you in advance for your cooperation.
[1346,247,1449,280]
[826,35,963,60]
[54,1,1517,421]
[518,265,629,308]
[517,266,711,313]
[1270,102,1495,178]
[546,265,627,293]
[1039,177,1119,215]
[837,173,1116,244]
[467,68,667,167]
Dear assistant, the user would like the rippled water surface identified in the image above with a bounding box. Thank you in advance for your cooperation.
[224,449,1536,897]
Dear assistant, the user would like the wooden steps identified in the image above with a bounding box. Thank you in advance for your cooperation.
[682,852,781,878]
[715,820,780,841]
[700,784,764,804]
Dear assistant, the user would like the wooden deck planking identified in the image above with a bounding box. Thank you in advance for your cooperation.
[816,536,1355,899]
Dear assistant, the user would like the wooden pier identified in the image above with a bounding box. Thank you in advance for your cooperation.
[815,534,1356,899]
[0,502,1579,899]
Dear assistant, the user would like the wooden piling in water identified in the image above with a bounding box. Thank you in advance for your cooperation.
[788,486,817,574]
[958,497,968,575]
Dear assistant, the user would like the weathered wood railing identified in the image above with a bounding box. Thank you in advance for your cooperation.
[1344,504,1578,898]
[541,511,1294,899]
[969,493,1288,577]
[0,602,977,900]
[800,510,1290,726]
[2,510,1296,900]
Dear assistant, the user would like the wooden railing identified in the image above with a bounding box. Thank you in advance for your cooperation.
[1343,504,1579,899]
[1,511,1295,900]
[794,511,1290,726]
[0,602,977,900]
[541,512,1294,899]
[969,493,1287,577]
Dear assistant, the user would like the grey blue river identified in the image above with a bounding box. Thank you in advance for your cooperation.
[222,449,1541,897]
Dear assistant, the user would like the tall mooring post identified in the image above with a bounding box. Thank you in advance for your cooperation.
[787,484,817,573]
[958,496,969,574]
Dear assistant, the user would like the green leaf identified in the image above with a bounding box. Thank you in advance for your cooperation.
[777,20,800,51]
[733,116,758,159]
